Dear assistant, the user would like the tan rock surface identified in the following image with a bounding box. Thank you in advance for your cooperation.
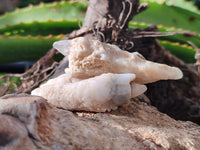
[0,94,200,150]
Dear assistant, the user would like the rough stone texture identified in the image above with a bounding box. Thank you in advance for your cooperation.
[0,94,200,150]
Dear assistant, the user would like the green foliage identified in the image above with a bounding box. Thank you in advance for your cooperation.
[160,40,196,63]
[0,1,87,63]
[130,0,200,63]
[17,0,62,8]
[0,1,87,28]
[129,22,200,63]
[194,0,200,9]
[133,0,200,33]
[0,20,80,36]
[0,34,63,63]
[0,73,20,92]
[0,0,199,64]
[185,0,200,9]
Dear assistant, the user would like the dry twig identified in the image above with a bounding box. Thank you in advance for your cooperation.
[0,49,59,95]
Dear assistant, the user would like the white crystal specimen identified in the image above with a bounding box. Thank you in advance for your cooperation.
[53,37,183,83]
[32,73,147,112]
[32,37,183,112]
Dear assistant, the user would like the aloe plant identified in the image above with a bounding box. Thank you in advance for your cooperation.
[133,0,200,32]
[0,1,87,63]
[0,34,64,63]
[0,0,199,64]
[0,1,87,36]
[0,1,87,28]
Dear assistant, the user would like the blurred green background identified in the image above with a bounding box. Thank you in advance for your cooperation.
[0,0,62,14]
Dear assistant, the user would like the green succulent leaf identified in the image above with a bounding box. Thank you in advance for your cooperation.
[129,22,200,48]
[133,0,200,33]
[0,20,80,36]
[0,0,199,65]
[0,35,63,63]
[160,40,196,63]
[0,1,87,35]
[165,0,200,14]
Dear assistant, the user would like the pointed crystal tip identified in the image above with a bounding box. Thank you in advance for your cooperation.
[53,40,71,56]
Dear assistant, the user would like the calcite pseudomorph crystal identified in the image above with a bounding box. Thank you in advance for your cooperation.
[31,37,183,112]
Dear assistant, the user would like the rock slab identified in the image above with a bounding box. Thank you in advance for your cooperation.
[0,94,200,150]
